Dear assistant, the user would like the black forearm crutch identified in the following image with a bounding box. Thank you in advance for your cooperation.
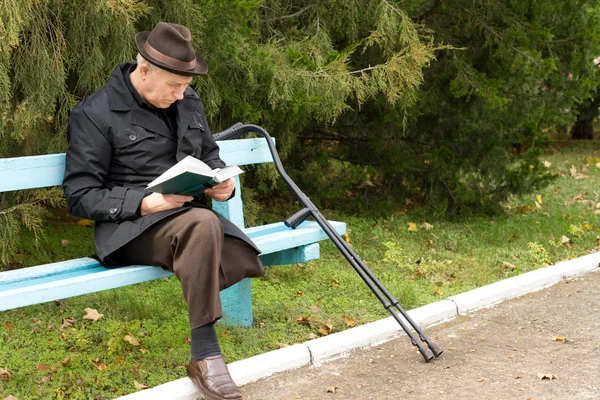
[214,123,443,362]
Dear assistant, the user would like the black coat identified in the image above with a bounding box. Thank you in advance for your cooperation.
[63,63,258,265]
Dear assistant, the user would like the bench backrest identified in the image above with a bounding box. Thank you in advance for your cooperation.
[0,137,274,227]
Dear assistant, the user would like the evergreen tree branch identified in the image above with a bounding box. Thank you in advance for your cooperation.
[264,5,313,22]
[414,0,444,23]
[329,155,377,166]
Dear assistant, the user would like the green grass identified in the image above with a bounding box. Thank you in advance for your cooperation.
[2,140,600,399]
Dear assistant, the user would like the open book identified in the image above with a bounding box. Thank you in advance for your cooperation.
[146,156,243,195]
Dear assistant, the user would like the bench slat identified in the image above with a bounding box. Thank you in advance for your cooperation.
[0,138,274,192]
[0,265,173,311]
[0,221,345,312]
[0,257,100,286]
[251,221,346,254]
[0,221,344,286]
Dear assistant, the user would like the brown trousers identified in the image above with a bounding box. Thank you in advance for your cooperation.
[111,208,264,329]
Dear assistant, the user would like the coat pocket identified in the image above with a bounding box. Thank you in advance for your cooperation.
[188,113,205,131]
[113,128,156,149]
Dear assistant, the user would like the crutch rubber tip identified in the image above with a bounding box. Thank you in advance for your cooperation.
[429,343,443,358]
[420,348,435,362]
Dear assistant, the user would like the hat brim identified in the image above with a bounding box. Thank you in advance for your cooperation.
[135,32,208,76]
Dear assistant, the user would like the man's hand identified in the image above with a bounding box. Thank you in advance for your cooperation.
[140,193,193,216]
[204,178,235,202]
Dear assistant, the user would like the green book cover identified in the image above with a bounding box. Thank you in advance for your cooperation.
[146,156,243,195]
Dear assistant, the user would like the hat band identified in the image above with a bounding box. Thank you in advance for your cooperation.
[144,42,196,70]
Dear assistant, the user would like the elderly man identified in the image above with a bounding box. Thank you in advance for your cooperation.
[63,22,264,400]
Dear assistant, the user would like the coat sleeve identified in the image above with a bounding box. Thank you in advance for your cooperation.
[63,106,145,222]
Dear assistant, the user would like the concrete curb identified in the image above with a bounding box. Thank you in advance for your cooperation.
[116,252,600,399]
[448,251,600,315]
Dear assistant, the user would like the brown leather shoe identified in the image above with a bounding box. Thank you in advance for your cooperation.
[187,355,242,400]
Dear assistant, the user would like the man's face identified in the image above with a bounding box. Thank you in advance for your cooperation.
[140,65,193,109]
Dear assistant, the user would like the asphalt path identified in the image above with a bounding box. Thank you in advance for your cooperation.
[241,270,600,400]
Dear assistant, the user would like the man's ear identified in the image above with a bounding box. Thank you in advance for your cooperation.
[138,63,150,80]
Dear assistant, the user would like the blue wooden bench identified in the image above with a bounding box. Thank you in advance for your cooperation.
[0,137,346,327]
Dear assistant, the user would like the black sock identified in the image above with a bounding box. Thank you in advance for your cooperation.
[190,322,222,361]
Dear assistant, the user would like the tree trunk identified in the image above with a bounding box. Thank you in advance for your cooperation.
[570,119,595,140]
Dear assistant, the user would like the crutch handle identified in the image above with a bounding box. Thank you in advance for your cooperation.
[284,207,312,229]
[213,122,244,141]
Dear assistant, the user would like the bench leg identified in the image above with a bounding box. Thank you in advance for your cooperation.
[219,278,253,327]
[219,243,321,327]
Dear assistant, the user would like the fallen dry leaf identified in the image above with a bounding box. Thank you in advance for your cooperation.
[552,336,568,343]
[560,236,571,244]
[83,308,103,321]
[317,327,330,336]
[325,321,333,331]
[3,322,14,332]
[52,355,75,372]
[37,364,51,371]
[90,359,108,370]
[297,316,311,327]
[344,316,356,328]
[537,373,556,380]
[518,205,535,213]
[543,160,552,168]
[536,194,543,205]
[308,333,318,339]
[502,261,517,270]
[407,222,418,232]
[570,165,577,177]
[434,287,443,296]
[124,334,140,346]
[422,222,434,230]
[76,219,94,227]
[134,380,149,390]
[294,291,304,297]
[61,318,75,329]
[0,368,10,380]
[4,396,18,400]
[60,239,70,247]
[326,386,338,393]
[329,279,340,287]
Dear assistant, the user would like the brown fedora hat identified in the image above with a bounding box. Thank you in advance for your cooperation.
[135,22,208,76]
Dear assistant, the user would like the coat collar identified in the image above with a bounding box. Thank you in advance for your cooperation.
[106,63,138,112]
[106,63,201,140]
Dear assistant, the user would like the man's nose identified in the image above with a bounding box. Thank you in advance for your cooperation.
[174,87,186,100]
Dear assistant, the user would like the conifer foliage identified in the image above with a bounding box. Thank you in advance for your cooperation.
[1,1,600,265]
[0,0,437,265]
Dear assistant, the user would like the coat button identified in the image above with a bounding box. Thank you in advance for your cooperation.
[109,207,118,215]
[128,133,137,141]
[191,150,196,156]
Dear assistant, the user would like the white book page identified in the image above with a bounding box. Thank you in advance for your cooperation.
[214,165,244,183]
[147,156,215,188]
